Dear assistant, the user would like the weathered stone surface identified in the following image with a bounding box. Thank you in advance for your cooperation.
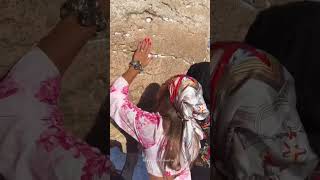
[0,0,107,138]
[110,0,210,149]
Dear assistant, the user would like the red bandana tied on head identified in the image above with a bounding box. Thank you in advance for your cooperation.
[167,74,209,165]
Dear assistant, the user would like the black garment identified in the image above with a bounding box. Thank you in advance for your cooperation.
[85,97,108,154]
[187,62,211,107]
[245,1,320,155]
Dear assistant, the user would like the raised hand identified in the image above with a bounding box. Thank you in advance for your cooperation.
[122,37,153,85]
[132,37,152,68]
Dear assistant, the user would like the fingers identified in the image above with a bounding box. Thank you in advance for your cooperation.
[141,37,152,53]
[137,41,143,51]
[146,38,152,55]
[141,38,148,51]
[136,37,152,59]
[137,38,149,52]
[133,37,153,68]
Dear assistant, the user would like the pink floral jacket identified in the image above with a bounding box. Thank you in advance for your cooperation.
[0,48,110,180]
[110,76,191,179]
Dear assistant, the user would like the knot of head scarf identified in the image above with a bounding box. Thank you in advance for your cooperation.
[168,74,209,163]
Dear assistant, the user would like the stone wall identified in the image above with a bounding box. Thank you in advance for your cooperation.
[110,0,210,102]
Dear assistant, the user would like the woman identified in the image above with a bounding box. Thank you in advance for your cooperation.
[188,42,319,179]
[110,38,210,179]
[0,0,112,179]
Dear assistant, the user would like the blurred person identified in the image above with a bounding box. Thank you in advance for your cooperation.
[0,0,113,179]
[187,42,318,179]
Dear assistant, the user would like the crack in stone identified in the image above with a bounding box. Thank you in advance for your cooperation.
[144,9,164,19]
[152,53,192,65]
[161,2,177,12]
[124,4,198,27]
[125,9,163,21]
[151,53,178,59]
[182,15,195,23]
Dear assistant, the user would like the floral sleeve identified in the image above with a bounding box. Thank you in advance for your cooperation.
[110,76,162,149]
[0,47,111,180]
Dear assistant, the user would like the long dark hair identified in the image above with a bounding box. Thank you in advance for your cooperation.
[157,88,200,174]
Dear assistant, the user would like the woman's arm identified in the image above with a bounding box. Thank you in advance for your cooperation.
[110,38,161,149]
[38,16,96,75]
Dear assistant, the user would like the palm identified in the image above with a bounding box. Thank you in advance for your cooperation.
[133,38,152,68]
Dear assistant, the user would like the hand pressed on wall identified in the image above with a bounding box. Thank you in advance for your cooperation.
[132,37,152,68]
